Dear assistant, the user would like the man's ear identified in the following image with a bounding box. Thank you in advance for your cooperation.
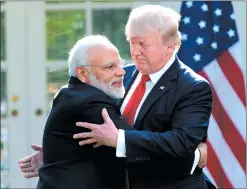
[75,66,89,83]
[166,41,176,55]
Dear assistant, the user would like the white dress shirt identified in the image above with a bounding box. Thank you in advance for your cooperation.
[117,54,200,175]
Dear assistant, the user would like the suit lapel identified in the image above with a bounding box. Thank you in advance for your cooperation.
[134,58,180,130]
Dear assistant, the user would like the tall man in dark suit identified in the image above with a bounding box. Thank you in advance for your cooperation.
[35,35,131,189]
[73,5,214,189]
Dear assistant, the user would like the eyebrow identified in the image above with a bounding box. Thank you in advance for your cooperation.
[104,59,123,65]
[103,61,117,67]
[131,38,151,44]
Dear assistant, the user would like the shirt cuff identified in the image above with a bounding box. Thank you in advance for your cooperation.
[190,148,200,175]
[116,129,126,157]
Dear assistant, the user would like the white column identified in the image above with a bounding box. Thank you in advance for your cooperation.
[26,2,47,187]
[6,2,29,188]
[6,2,46,188]
[86,1,92,35]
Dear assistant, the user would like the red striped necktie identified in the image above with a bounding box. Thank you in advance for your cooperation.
[123,75,150,126]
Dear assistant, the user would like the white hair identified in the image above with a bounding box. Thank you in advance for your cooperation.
[125,5,182,50]
[68,35,115,77]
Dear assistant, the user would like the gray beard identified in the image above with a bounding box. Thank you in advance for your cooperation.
[88,74,125,99]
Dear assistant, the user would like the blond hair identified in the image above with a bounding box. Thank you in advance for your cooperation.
[125,5,182,51]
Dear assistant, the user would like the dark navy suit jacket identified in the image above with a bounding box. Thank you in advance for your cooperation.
[38,77,130,189]
[122,58,215,189]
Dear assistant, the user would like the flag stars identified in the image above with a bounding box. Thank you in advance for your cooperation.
[230,13,235,20]
[196,37,204,45]
[183,16,190,24]
[193,54,201,62]
[201,3,208,11]
[215,8,222,16]
[186,1,193,8]
[182,33,188,41]
[213,25,220,33]
[211,42,218,49]
[198,20,206,29]
[227,29,235,38]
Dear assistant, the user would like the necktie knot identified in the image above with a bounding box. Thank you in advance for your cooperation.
[141,75,150,84]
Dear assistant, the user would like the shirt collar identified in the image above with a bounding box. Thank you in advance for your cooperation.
[149,53,176,85]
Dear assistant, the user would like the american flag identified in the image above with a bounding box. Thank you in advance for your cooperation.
[177,1,246,188]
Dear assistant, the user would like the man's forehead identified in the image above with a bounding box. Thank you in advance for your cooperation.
[87,44,106,54]
[130,35,147,41]
[88,46,120,65]
[88,44,114,56]
[129,26,158,37]
[129,35,155,43]
[129,30,159,41]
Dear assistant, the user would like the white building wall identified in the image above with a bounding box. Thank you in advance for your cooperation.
[5,2,46,188]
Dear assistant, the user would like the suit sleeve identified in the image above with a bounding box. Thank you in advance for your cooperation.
[125,80,213,162]
[81,101,131,131]
[77,100,130,188]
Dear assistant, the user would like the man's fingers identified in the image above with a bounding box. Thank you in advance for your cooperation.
[78,138,97,146]
[21,167,35,173]
[31,144,42,151]
[102,108,112,124]
[198,142,207,150]
[18,156,31,164]
[19,162,31,169]
[24,172,39,179]
[73,132,94,139]
[76,122,95,130]
[93,143,102,148]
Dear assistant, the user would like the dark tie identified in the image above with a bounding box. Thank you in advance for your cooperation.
[123,75,150,126]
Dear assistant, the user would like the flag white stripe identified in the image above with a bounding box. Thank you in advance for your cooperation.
[207,115,246,188]
[228,42,246,84]
[203,61,246,140]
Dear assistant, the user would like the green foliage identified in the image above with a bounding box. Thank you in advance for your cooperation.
[91,0,132,2]
[1,72,6,101]
[46,0,132,3]
[48,68,69,83]
[1,12,6,61]
[93,9,131,59]
[46,0,86,4]
[46,10,86,60]
[47,68,69,106]
[0,71,7,118]
[46,9,131,60]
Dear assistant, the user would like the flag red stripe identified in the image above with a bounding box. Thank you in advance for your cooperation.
[206,141,234,188]
[199,71,246,171]
[217,51,246,106]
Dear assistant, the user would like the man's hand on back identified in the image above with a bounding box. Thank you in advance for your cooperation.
[73,108,119,148]
[197,142,207,168]
[18,144,43,178]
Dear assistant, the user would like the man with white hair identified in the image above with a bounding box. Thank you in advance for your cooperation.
[35,35,130,189]
[73,5,214,189]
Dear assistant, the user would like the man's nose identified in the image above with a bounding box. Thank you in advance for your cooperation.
[131,44,141,56]
[115,65,126,76]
